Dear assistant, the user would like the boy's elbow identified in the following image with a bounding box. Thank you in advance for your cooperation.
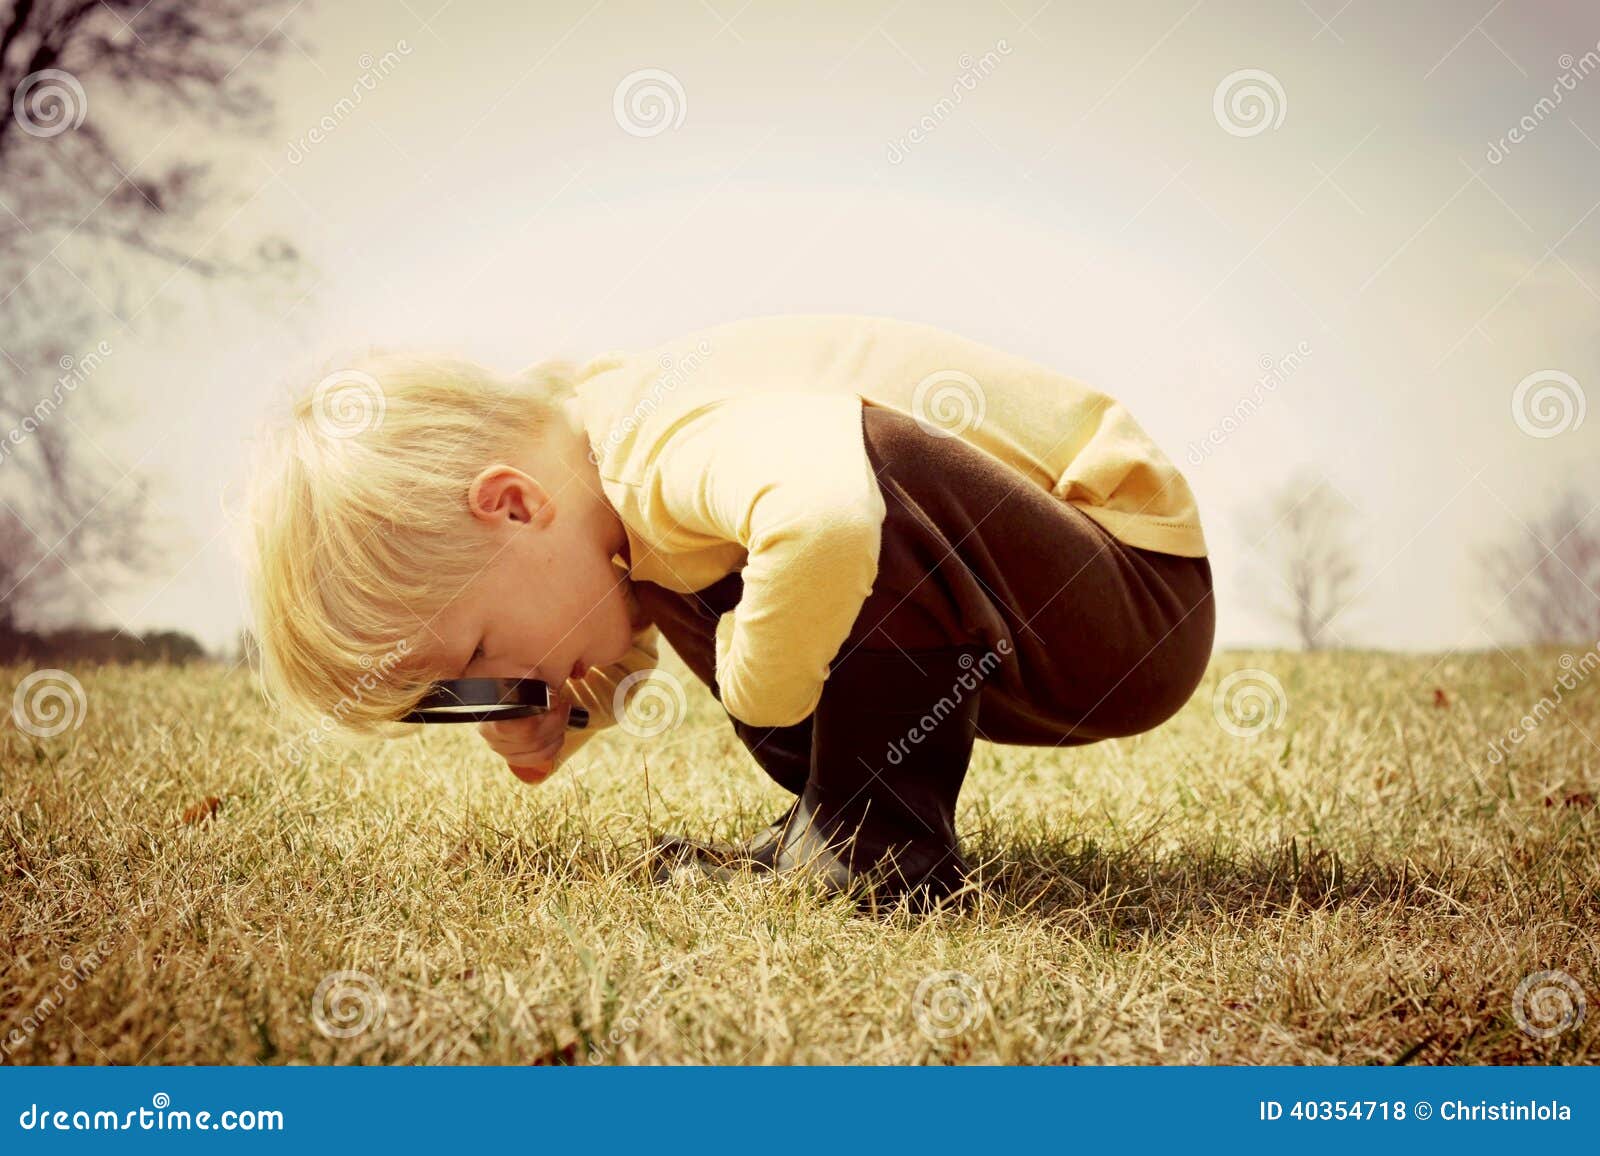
[723,681,823,730]
[729,702,813,729]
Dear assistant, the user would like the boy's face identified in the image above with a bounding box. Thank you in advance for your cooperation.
[416,458,638,694]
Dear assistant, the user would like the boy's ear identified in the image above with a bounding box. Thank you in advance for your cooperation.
[467,466,554,529]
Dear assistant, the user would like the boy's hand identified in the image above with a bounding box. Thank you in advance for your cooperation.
[477,693,573,785]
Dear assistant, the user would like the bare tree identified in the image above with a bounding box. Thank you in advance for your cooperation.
[1475,486,1600,644]
[1240,469,1362,650]
[0,0,303,632]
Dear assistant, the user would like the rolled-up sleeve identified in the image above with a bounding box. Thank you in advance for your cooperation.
[647,392,886,728]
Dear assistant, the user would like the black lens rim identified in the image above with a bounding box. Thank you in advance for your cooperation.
[400,677,590,727]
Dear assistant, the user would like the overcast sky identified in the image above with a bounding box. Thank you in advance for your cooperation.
[52,0,1600,654]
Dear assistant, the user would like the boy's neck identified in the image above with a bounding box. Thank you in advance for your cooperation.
[556,394,629,563]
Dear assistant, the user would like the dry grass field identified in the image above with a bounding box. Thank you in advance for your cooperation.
[2,646,1596,1065]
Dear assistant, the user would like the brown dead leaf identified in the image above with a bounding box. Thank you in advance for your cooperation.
[530,1039,581,1065]
[182,796,223,825]
[1543,791,1593,808]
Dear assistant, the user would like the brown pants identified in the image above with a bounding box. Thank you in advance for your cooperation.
[633,400,1215,776]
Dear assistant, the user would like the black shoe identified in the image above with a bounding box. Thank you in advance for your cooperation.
[651,716,811,870]
[650,797,798,872]
[656,643,991,911]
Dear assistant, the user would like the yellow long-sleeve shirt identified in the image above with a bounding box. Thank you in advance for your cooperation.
[552,313,1207,751]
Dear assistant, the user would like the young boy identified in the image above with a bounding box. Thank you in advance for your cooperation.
[247,313,1214,909]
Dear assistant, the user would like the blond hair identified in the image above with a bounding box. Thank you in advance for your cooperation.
[244,349,580,734]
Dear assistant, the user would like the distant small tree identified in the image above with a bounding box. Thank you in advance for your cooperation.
[1240,469,1362,650]
[1475,486,1600,644]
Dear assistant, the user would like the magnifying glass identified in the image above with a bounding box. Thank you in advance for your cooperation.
[400,677,590,727]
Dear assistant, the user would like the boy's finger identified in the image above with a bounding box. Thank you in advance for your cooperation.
[500,730,565,778]
[507,760,556,784]
[479,698,571,741]
[479,724,561,756]
[480,716,539,741]
[498,735,563,762]
[484,717,565,750]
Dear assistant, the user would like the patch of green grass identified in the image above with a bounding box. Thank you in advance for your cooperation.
[1,647,1595,1064]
